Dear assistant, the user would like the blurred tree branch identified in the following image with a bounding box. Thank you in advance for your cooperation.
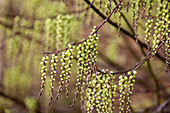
[0,90,41,113]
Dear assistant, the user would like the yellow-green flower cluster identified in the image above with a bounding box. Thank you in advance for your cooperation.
[56,15,63,49]
[118,2,123,36]
[89,34,99,66]
[65,44,74,98]
[44,18,58,50]
[119,74,128,113]
[152,1,169,54]
[56,44,74,100]
[85,70,116,113]
[49,54,58,103]
[135,0,141,40]
[38,55,49,97]
[146,0,153,17]
[118,70,137,113]
[131,0,140,39]
[161,2,170,72]
[33,20,42,39]
[141,0,146,18]
[44,15,73,50]
[72,42,87,107]
[132,0,136,31]
[165,36,170,72]
[126,70,137,113]
[145,18,153,47]
[62,15,74,48]
[72,26,99,109]
[20,18,31,36]
[106,0,111,15]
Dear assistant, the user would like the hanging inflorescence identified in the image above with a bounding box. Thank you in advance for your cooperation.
[118,2,123,36]
[49,54,58,104]
[38,25,137,112]
[54,43,75,102]
[72,26,99,110]
[118,70,137,113]
[37,0,169,112]
[150,0,169,71]
[38,34,138,112]
[126,70,136,112]
[38,26,100,105]
[44,15,73,51]
[131,0,142,40]
[82,69,137,113]
[106,0,112,15]
[38,55,49,98]
[85,69,116,113]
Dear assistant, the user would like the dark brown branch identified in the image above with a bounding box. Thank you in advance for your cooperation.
[102,42,164,75]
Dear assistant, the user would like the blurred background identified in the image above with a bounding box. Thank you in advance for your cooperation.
[0,0,169,113]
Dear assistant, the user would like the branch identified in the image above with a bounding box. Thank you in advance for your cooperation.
[99,42,164,75]
[83,0,165,62]
[153,98,170,113]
